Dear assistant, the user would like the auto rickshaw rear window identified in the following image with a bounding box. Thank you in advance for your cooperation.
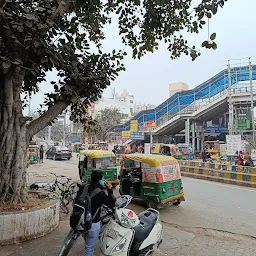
[94,157,116,169]
[123,159,140,168]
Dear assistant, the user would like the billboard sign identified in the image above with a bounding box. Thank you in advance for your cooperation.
[226,135,241,155]
[144,120,156,129]
[131,132,144,140]
[122,131,131,138]
[130,120,138,132]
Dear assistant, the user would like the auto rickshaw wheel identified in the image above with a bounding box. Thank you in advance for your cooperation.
[147,199,158,210]
[173,199,181,206]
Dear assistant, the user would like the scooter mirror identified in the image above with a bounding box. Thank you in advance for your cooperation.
[115,197,127,208]
[115,195,132,209]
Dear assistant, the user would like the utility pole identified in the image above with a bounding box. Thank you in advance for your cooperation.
[249,58,255,147]
[228,60,233,135]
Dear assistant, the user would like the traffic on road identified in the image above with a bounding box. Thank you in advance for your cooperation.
[2,150,256,256]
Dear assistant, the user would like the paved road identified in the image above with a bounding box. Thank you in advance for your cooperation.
[30,157,256,237]
[161,178,256,237]
[1,158,256,256]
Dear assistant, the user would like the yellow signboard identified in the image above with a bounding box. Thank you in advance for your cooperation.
[122,131,131,137]
[130,120,138,132]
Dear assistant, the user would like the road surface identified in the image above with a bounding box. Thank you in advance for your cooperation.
[1,157,256,256]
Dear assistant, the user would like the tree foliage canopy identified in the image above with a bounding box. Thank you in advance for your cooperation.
[0,0,227,128]
[0,0,228,204]
[91,108,123,141]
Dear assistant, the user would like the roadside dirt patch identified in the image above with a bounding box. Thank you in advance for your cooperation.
[0,193,50,212]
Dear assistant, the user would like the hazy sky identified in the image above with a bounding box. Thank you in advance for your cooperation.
[27,0,256,112]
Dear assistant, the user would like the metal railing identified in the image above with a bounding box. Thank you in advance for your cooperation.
[108,62,256,133]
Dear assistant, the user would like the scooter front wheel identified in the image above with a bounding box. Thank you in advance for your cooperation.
[58,229,80,256]
[138,246,154,256]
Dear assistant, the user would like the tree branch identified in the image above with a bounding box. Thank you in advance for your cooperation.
[27,101,69,137]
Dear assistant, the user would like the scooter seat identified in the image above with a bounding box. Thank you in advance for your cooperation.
[133,210,157,242]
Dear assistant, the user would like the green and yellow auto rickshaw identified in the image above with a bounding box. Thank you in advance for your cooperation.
[119,154,185,209]
[152,143,182,160]
[78,150,119,188]
[28,145,39,163]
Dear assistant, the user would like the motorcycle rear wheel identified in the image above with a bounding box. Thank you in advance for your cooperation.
[58,229,80,256]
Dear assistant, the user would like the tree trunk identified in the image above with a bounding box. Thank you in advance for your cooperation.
[0,71,68,204]
[0,73,29,204]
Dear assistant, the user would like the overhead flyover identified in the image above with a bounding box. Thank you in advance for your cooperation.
[108,64,256,141]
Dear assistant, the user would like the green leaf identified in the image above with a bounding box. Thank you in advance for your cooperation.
[212,42,217,50]
[33,41,40,48]
[15,66,21,73]
[25,14,36,20]
[210,33,216,40]
[198,12,204,20]
[206,12,212,19]
[202,41,208,48]
[2,61,11,69]
[17,26,24,33]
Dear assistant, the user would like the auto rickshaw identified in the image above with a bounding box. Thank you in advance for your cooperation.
[119,154,185,209]
[152,143,182,159]
[28,145,39,163]
[88,144,100,150]
[78,150,119,188]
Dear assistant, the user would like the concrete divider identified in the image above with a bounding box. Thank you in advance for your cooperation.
[179,160,256,188]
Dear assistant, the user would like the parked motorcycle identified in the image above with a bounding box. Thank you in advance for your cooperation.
[99,195,163,256]
[58,195,162,256]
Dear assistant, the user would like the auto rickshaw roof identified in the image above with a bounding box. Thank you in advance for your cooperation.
[122,153,178,167]
[29,145,39,148]
[153,143,177,148]
[80,150,115,158]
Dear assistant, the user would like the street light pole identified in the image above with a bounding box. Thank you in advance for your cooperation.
[228,60,233,135]
[249,58,255,147]
[150,131,153,154]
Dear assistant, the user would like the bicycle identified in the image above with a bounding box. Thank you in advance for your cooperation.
[49,172,80,214]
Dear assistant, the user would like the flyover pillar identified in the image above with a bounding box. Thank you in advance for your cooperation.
[185,118,190,145]
[191,120,195,153]
[196,122,201,153]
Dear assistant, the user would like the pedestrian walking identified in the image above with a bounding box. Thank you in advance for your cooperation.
[39,145,44,163]
[237,150,245,166]
[202,149,207,163]
[244,152,253,166]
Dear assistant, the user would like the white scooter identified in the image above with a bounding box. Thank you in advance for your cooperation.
[99,195,163,256]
